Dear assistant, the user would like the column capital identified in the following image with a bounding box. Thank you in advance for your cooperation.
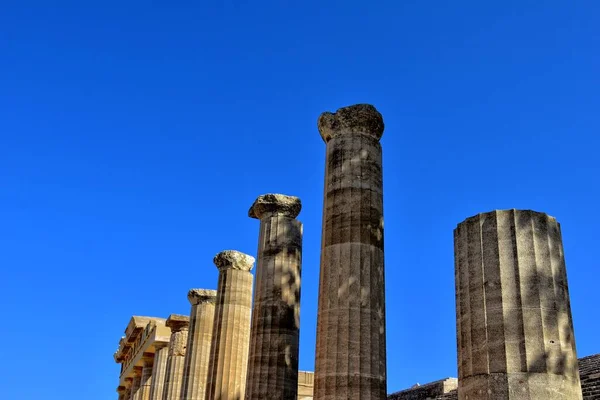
[117,386,127,394]
[166,314,189,332]
[318,103,384,142]
[248,193,301,219]
[213,250,255,272]
[188,288,217,305]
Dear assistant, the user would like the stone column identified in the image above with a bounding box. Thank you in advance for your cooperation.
[245,194,303,400]
[131,367,143,400]
[138,354,154,400]
[149,343,169,400]
[125,377,134,400]
[180,289,217,400]
[314,104,387,400]
[117,386,127,400]
[455,209,582,399]
[162,315,190,400]
[206,250,255,400]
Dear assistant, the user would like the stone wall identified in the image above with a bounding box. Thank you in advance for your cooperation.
[388,354,600,400]
[580,354,600,399]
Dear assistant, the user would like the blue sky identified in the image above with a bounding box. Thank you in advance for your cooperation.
[1,1,598,399]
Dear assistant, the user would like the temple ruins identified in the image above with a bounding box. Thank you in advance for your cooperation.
[113,104,598,400]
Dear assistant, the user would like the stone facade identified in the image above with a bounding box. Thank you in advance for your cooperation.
[580,354,600,399]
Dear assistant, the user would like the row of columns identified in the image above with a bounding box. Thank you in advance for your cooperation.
[119,194,304,400]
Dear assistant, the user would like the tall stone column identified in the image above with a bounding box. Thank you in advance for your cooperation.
[125,377,134,400]
[180,289,217,400]
[149,343,169,400]
[138,354,154,400]
[455,209,582,399]
[206,250,255,400]
[131,367,143,400]
[162,314,190,400]
[314,104,388,400]
[118,386,127,400]
[245,194,303,400]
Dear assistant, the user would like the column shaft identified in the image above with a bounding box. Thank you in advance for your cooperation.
[149,345,169,400]
[455,210,582,399]
[131,369,143,400]
[314,104,387,400]
[162,315,189,400]
[245,195,303,400]
[138,358,154,400]
[206,251,255,400]
[180,290,217,400]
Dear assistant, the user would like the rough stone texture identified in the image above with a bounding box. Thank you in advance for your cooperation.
[149,344,169,400]
[298,371,315,400]
[213,250,255,272]
[455,210,582,399]
[138,355,154,400]
[314,103,387,400]
[180,289,217,400]
[317,104,384,142]
[162,315,190,400]
[388,378,458,400]
[245,194,303,400]
[248,193,302,219]
[579,354,600,399]
[206,251,255,400]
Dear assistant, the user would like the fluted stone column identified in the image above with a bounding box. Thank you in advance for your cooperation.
[125,377,134,400]
[455,210,582,399]
[138,354,154,400]
[162,315,190,400]
[132,367,143,400]
[118,386,127,400]
[314,104,387,400]
[149,343,169,400]
[180,289,217,400]
[245,194,303,400]
[206,250,255,400]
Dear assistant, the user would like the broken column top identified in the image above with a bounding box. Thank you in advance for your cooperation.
[213,250,255,272]
[166,314,190,332]
[318,103,384,142]
[248,193,302,219]
[187,288,217,305]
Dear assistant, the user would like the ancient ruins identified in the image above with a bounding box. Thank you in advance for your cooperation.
[113,104,598,400]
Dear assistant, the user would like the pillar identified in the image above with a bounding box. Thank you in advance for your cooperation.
[455,209,582,399]
[117,386,127,400]
[131,367,143,400]
[180,289,217,400]
[205,250,255,400]
[138,354,154,400]
[125,377,134,400]
[149,343,169,400]
[245,194,303,400]
[314,104,387,400]
[162,315,190,400]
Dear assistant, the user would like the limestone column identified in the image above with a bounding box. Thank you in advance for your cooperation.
[131,367,143,400]
[245,194,303,400]
[180,289,217,400]
[125,377,134,400]
[455,209,582,399]
[162,315,190,400]
[205,250,255,400]
[149,343,169,400]
[138,354,154,400]
[314,104,387,400]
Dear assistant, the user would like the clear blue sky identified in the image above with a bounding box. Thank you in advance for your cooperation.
[1,1,598,399]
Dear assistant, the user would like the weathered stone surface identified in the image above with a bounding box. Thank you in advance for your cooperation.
[455,209,582,399]
[149,344,169,400]
[138,355,154,400]
[318,103,384,142]
[213,250,255,271]
[187,288,217,305]
[248,193,302,219]
[388,378,457,400]
[162,315,189,400]
[579,354,600,399]
[206,251,255,400]
[245,194,303,400]
[314,103,387,400]
[180,289,217,400]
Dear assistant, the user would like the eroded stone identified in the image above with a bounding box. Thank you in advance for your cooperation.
[318,103,384,142]
[248,193,302,219]
[213,250,255,271]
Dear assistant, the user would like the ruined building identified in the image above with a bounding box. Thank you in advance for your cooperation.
[113,104,598,400]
